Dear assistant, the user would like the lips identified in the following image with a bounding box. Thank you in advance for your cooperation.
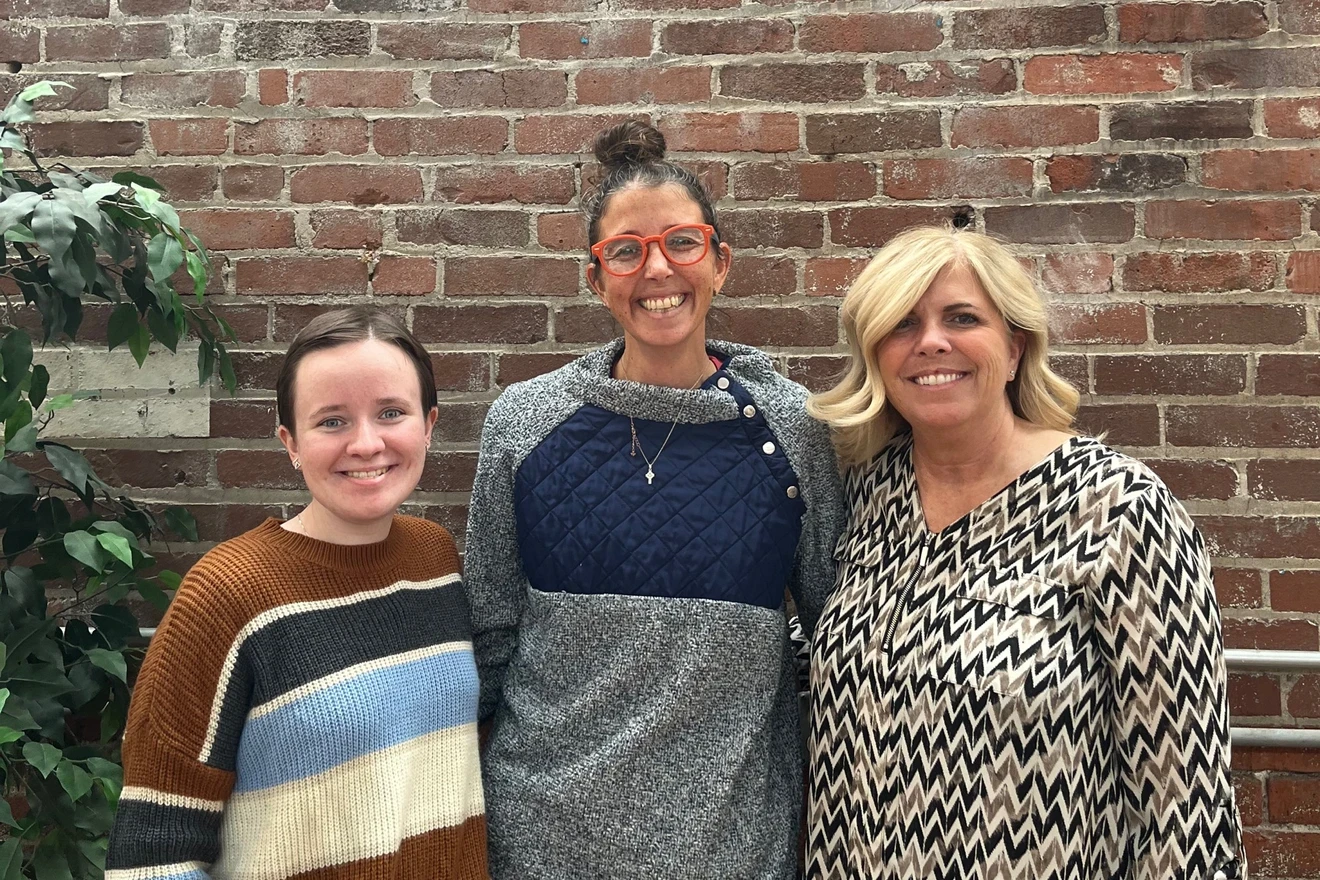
[342,466,391,479]
[911,371,968,386]
[638,293,687,312]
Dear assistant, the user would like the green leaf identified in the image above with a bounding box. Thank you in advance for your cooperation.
[136,579,171,611]
[5,400,30,442]
[90,520,136,540]
[84,647,128,683]
[28,363,48,409]
[0,459,35,496]
[22,741,61,777]
[197,340,215,385]
[63,530,104,573]
[90,605,139,646]
[3,567,42,614]
[147,305,180,353]
[0,793,13,827]
[6,421,35,453]
[113,170,162,191]
[106,302,138,352]
[163,506,199,542]
[0,687,8,712]
[83,181,125,203]
[127,322,150,367]
[17,80,71,103]
[31,835,73,880]
[157,569,183,589]
[1,329,33,390]
[43,393,75,412]
[42,443,99,496]
[0,839,22,880]
[216,344,236,394]
[0,191,39,236]
[3,223,34,243]
[184,249,208,301]
[147,232,184,285]
[56,760,94,802]
[2,618,56,670]
[0,726,21,745]
[95,532,134,569]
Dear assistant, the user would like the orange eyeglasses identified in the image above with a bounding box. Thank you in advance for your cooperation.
[590,224,717,277]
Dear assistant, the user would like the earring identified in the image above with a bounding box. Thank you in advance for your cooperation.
[291,458,301,470]
[1008,369,1017,381]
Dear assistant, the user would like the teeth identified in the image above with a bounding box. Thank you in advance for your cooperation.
[639,294,685,312]
[345,467,389,479]
[914,373,964,386]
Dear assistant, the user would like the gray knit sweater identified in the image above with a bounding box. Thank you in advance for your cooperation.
[464,339,846,880]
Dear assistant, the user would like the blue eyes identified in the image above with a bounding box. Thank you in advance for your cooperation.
[317,409,406,429]
[894,313,980,331]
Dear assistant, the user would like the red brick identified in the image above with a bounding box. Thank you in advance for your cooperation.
[186,20,222,57]
[0,0,107,15]
[258,68,287,106]
[1228,673,1282,716]
[1193,47,1320,90]
[1250,460,1320,502]
[984,204,1136,244]
[954,5,1106,48]
[397,209,528,247]
[272,305,405,344]
[1257,355,1320,396]
[1111,101,1253,140]
[1281,0,1320,33]
[805,111,941,154]
[1047,154,1186,194]
[555,305,620,343]
[1235,775,1265,826]
[416,453,480,494]
[234,20,369,60]
[46,23,170,61]
[223,165,284,201]
[431,352,491,392]
[217,450,301,490]
[720,63,866,103]
[1204,150,1320,192]
[377,22,509,60]
[1145,200,1300,240]
[660,19,792,54]
[433,165,575,204]
[785,356,849,393]
[800,12,942,52]
[371,257,435,296]
[1273,570,1320,613]
[468,0,591,11]
[497,353,578,387]
[30,122,143,158]
[519,20,652,60]
[1222,618,1320,650]
[660,112,798,153]
[1215,567,1263,608]
[230,351,282,391]
[431,70,566,109]
[1268,776,1320,823]
[428,402,489,444]
[803,258,867,297]
[235,119,368,156]
[310,210,382,249]
[236,256,369,295]
[829,206,957,248]
[1155,306,1306,345]
[210,400,277,439]
[179,209,296,251]
[374,117,507,156]
[613,0,735,8]
[1049,303,1148,344]
[1123,251,1275,292]
[290,166,422,206]
[512,113,633,155]
[731,161,875,202]
[717,306,839,347]
[1073,404,1160,445]
[292,70,415,109]
[1287,251,1320,293]
[1048,354,1089,392]
[1119,2,1268,42]
[1042,253,1114,294]
[1167,406,1320,448]
[1235,748,1320,773]
[537,213,587,251]
[121,72,245,109]
[721,210,824,249]
[81,449,210,490]
[720,256,797,298]
[874,59,1016,98]
[1263,97,1320,138]
[575,66,709,106]
[0,74,107,111]
[1025,53,1182,95]
[150,119,227,157]
[1093,354,1247,395]
[413,305,549,344]
[884,157,1033,200]
[952,106,1099,149]
[445,257,579,297]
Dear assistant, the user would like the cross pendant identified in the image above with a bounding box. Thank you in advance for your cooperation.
[645,466,655,485]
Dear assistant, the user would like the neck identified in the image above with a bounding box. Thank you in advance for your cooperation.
[909,405,1021,485]
[615,336,714,388]
[284,500,394,546]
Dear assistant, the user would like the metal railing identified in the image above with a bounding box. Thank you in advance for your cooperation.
[1226,649,1320,749]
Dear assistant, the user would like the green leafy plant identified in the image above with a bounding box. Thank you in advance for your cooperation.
[0,81,234,879]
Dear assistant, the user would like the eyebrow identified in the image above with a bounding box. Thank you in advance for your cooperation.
[307,398,412,420]
[942,301,982,312]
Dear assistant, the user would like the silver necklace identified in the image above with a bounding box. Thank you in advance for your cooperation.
[620,364,709,487]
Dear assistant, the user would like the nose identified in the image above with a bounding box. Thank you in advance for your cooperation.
[346,420,386,457]
[641,239,674,280]
[914,318,951,355]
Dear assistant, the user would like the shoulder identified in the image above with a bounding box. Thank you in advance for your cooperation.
[392,515,461,568]
[1058,437,1191,531]
[480,353,595,457]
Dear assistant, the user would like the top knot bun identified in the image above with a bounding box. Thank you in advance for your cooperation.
[593,120,666,169]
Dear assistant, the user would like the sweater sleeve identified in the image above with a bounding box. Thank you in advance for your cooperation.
[1094,472,1244,880]
[464,394,531,722]
[785,401,847,640]
[106,563,247,880]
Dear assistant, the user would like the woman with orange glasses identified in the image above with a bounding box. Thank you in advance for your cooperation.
[464,120,846,879]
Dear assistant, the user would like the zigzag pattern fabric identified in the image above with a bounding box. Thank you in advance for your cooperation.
[807,435,1244,880]
[106,517,488,880]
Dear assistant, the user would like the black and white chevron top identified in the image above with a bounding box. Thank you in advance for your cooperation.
[807,434,1244,880]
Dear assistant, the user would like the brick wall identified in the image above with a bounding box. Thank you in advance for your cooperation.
[13,0,1320,872]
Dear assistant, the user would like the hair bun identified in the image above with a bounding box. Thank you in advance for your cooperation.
[593,120,666,169]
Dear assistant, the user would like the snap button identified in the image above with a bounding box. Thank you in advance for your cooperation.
[786,485,799,499]
[762,441,775,454]
[743,404,756,418]
[716,377,730,390]
[1213,872,1227,880]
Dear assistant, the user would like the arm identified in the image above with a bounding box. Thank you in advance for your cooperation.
[1095,473,1243,880]
[787,410,847,640]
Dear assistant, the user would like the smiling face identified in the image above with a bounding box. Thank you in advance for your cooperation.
[876,261,1025,437]
[586,182,730,362]
[277,338,437,543]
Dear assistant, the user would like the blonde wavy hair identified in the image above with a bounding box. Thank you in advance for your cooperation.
[807,225,1079,467]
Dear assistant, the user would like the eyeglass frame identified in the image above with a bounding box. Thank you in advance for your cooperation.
[589,223,719,278]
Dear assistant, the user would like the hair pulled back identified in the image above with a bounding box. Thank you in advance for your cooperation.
[583,120,723,250]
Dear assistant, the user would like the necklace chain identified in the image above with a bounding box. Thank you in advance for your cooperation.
[620,363,709,487]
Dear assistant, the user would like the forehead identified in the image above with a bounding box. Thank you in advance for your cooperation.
[917,261,996,309]
[292,339,419,406]
[598,182,704,236]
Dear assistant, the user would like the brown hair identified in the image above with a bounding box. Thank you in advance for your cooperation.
[276,306,437,433]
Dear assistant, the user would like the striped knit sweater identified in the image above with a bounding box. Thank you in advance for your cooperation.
[106,516,488,880]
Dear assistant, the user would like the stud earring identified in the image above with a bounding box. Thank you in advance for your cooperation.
[291,458,301,470]
[1008,369,1016,380]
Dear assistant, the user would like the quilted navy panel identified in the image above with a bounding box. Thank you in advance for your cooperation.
[513,374,806,609]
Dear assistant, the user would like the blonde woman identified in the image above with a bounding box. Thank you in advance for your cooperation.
[805,226,1243,880]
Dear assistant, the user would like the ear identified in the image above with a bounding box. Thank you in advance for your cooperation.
[711,241,732,294]
[1008,328,1027,377]
[423,406,438,445]
[586,261,606,300]
[277,423,299,464]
